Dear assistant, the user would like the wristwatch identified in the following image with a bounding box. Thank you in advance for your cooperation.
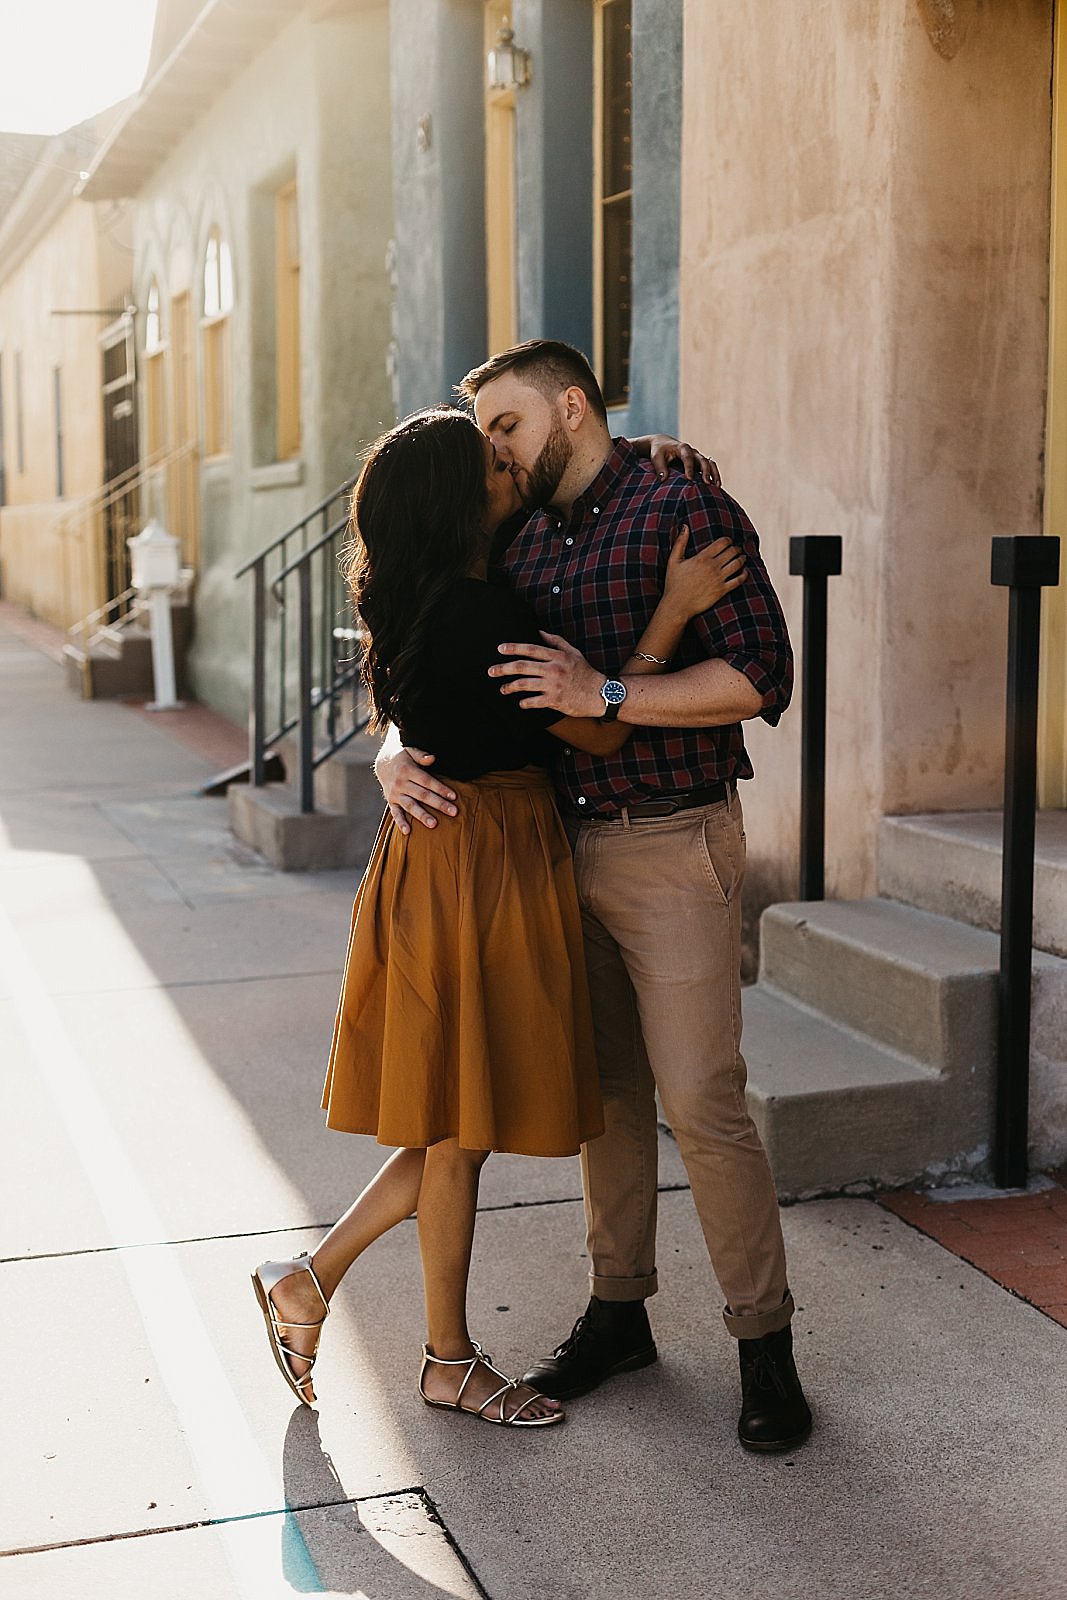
[599,678,627,722]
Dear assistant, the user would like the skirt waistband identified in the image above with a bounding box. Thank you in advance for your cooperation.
[455,766,554,794]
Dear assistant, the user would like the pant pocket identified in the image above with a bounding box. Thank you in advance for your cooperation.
[699,807,747,904]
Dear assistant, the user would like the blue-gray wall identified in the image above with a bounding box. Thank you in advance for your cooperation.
[389,0,487,413]
[627,0,682,436]
[512,0,594,355]
[388,0,680,428]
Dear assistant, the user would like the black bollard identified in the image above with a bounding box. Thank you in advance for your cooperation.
[789,536,842,900]
[990,535,1061,1189]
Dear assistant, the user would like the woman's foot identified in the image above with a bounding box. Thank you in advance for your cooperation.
[251,1254,329,1405]
[420,1341,564,1426]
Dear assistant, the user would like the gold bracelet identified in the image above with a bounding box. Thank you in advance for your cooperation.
[633,650,669,665]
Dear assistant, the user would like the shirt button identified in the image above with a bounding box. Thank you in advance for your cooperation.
[551,585,561,594]
[591,506,600,515]
[565,537,574,546]
[577,796,587,806]
[563,747,572,756]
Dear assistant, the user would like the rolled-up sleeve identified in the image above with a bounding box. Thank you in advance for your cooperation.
[673,484,793,725]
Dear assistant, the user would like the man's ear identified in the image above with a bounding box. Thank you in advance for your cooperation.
[560,384,588,431]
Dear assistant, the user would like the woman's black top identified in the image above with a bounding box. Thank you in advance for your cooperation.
[396,577,563,780]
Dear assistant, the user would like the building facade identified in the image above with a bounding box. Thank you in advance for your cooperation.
[0,119,134,629]
[80,0,394,724]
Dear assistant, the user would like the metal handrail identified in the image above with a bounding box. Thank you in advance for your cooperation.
[272,511,350,590]
[234,474,358,579]
[239,473,369,807]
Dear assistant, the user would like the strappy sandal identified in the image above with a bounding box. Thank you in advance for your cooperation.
[251,1252,330,1407]
[419,1340,565,1427]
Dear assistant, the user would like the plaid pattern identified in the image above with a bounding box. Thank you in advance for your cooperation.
[496,438,793,815]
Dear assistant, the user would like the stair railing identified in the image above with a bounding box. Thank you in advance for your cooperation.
[57,441,198,629]
[236,475,368,806]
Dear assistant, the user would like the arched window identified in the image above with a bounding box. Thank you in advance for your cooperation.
[143,278,167,456]
[201,227,233,456]
[203,229,234,318]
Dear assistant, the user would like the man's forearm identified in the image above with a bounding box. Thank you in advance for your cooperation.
[616,659,764,728]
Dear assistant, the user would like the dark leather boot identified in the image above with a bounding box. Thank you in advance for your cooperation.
[737,1324,812,1452]
[522,1296,657,1399]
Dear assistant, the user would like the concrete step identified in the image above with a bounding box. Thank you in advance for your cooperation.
[759,897,999,1074]
[279,730,380,815]
[741,984,965,1198]
[746,895,1067,1191]
[879,811,1067,958]
[227,739,385,873]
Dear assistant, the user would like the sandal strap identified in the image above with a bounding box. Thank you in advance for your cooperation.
[292,1252,330,1318]
[420,1342,547,1423]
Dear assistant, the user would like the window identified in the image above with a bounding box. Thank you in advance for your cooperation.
[594,0,633,408]
[275,181,301,459]
[53,366,64,498]
[201,228,233,456]
[144,280,168,457]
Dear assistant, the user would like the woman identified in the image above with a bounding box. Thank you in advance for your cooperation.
[252,409,745,1429]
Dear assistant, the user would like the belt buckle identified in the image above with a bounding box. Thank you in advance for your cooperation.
[629,799,678,819]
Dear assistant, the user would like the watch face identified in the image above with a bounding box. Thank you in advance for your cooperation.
[601,679,627,706]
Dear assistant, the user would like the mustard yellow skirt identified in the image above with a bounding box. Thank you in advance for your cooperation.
[321,768,603,1156]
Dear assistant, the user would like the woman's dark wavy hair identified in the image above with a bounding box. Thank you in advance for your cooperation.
[341,408,488,731]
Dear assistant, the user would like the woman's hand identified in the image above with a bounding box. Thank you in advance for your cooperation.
[646,435,721,488]
[490,633,604,719]
[661,527,746,620]
[374,744,457,833]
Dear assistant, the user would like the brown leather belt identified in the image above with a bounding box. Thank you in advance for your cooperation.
[568,781,732,822]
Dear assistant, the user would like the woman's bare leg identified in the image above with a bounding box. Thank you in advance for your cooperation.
[416,1139,560,1422]
[266,1146,426,1397]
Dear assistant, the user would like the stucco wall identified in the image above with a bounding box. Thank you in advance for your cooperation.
[680,0,1053,915]
[0,199,123,625]
[389,0,487,412]
[133,4,393,724]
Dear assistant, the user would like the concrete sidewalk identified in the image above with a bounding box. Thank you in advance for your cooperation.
[1,613,1064,1600]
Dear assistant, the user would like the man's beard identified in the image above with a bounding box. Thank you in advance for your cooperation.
[518,413,572,508]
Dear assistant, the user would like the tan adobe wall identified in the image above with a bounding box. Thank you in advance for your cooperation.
[680,0,1052,914]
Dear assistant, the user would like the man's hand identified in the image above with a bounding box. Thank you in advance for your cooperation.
[374,742,457,833]
[490,632,604,719]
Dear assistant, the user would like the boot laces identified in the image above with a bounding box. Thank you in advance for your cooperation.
[553,1313,589,1359]
[748,1349,790,1398]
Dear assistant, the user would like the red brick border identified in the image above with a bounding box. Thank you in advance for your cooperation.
[880,1177,1067,1329]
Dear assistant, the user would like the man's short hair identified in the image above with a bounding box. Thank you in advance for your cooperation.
[458,339,609,426]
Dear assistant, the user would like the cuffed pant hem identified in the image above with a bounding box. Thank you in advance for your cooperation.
[722,1290,795,1340]
[590,1270,659,1302]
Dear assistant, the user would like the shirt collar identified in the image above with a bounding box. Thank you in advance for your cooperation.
[565,436,638,524]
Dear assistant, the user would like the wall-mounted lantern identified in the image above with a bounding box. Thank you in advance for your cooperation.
[487,20,531,91]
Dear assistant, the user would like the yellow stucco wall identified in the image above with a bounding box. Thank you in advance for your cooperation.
[0,198,120,626]
[680,0,1053,906]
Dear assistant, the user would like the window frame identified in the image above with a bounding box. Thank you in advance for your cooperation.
[200,229,233,460]
[593,0,634,410]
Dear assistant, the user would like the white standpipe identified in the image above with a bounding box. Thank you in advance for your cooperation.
[127,519,184,712]
[146,588,180,710]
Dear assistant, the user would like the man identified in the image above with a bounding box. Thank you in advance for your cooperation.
[377,340,811,1453]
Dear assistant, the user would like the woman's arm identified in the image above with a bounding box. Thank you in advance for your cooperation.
[540,529,746,755]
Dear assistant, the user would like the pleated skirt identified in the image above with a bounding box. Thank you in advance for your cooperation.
[321,767,603,1156]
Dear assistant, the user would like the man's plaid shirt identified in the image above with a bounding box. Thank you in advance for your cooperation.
[494,438,793,816]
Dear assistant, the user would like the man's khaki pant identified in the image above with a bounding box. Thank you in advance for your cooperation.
[570,789,794,1340]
